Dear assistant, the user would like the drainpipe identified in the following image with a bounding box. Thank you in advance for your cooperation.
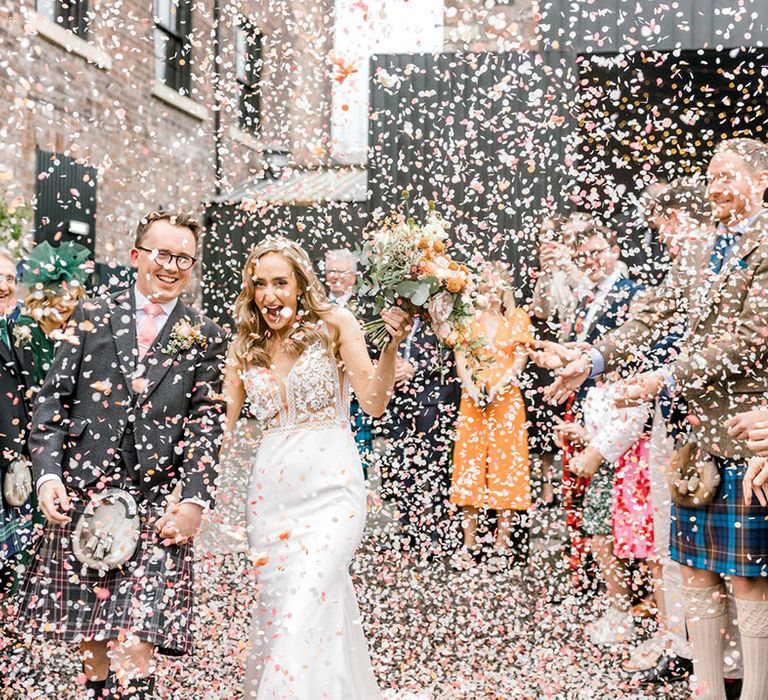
[213,0,223,197]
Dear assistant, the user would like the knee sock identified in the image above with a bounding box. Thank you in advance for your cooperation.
[734,597,768,700]
[104,673,156,699]
[683,584,727,700]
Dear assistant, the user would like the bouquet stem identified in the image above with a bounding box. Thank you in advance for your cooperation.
[362,318,393,351]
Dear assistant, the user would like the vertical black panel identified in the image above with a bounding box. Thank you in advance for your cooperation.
[34,148,97,253]
[539,0,768,52]
[368,50,578,301]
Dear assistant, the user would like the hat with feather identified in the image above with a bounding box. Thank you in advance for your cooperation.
[23,240,92,294]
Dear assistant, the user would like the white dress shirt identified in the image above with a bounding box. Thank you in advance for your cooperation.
[583,382,651,464]
[329,292,353,308]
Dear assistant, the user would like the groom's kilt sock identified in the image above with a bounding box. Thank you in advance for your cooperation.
[15,457,195,656]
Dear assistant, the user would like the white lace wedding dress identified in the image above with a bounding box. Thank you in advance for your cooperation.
[242,341,381,699]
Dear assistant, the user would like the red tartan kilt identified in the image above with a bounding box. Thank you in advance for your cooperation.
[561,396,593,575]
[15,497,195,656]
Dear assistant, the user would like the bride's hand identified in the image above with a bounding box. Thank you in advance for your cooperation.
[380,308,412,349]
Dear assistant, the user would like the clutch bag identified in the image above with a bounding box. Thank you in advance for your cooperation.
[668,442,721,507]
[3,458,32,507]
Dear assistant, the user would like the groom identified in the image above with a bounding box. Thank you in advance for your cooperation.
[17,211,227,698]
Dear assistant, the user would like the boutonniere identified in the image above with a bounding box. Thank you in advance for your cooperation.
[12,324,33,348]
[165,318,208,355]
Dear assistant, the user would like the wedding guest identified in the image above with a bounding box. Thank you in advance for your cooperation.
[324,248,359,308]
[528,214,592,505]
[0,248,28,599]
[16,210,227,699]
[622,181,742,692]
[557,225,643,584]
[450,262,533,571]
[325,248,373,475]
[551,138,768,700]
[1,242,93,598]
[15,241,91,385]
[555,378,651,647]
[381,317,460,561]
[0,249,21,320]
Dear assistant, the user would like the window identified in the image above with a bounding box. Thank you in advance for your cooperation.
[37,0,90,38]
[154,0,192,94]
[235,20,263,134]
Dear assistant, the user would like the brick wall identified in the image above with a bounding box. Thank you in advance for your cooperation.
[0,0,333,276]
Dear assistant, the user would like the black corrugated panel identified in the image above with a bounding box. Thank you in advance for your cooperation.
[34,149,97,253]
[539,0,768,53]
[368,50,578,301]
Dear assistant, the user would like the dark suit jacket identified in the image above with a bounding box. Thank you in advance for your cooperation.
[570,276,644,346]
[28,288,228,505]
[382,322,460,441]
[0,323,32,464]
[568,275,643,404]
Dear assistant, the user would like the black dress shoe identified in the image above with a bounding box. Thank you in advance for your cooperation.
[637,653,693,685]
[724,677,743,700]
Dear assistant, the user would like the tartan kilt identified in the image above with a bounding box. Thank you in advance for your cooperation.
[350,398,373,457]
[15,494,195,656]
[0,496,23,563]
[670,458,768,577]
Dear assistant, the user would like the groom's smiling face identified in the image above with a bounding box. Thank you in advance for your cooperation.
[131,220,197,304]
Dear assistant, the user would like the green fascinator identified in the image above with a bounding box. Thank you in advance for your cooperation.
[23,240,92,294]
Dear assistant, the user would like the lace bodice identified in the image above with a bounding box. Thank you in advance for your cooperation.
[241,343,350,433]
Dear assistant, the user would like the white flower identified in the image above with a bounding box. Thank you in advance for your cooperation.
[12,324,32,346]
[428,291,454,325]
[375,69,400,89]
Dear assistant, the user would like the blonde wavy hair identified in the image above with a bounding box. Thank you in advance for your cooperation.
[231,237,333,370]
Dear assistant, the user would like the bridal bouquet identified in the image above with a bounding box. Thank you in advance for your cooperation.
[357,198,484,362]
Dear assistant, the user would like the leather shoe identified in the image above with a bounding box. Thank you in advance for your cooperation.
[637,653,693,685]
[724,677,743,700]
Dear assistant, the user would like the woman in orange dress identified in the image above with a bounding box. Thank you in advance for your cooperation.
[450,263,534,569]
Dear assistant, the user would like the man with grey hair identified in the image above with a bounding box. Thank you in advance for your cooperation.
[0,247,20,320]
[324,246,373,477]
[0,245,27,599]
[324,248,359,307]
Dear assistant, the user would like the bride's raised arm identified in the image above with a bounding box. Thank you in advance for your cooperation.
[328,305,411,418]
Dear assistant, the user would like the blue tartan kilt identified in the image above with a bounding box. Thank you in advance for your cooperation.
[670,458,768,577]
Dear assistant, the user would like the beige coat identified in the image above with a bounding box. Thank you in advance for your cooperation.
[596,212,768,459]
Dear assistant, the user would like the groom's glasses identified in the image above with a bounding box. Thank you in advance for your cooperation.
[136,246,197,271]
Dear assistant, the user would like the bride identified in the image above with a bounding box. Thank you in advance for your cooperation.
[223,236,410,699]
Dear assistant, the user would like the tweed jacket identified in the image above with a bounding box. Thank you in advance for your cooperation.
[28,288,228,504]
[597,212,768,458]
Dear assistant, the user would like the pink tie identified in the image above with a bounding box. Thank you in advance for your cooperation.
[137,303,164,359]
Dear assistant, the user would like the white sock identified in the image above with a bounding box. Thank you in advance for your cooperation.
[734,597,768,700]
[683,584,727,700]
